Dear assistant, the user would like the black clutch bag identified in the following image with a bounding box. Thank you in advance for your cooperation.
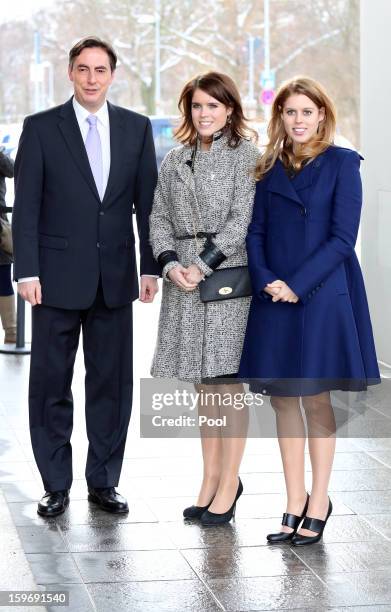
[199,266,252,302]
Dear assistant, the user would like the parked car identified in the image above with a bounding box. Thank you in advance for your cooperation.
[149,116,178,168]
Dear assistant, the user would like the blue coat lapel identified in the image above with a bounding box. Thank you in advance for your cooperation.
[293,157,322,192]
[267,155,324,207]
[267,159,303,206]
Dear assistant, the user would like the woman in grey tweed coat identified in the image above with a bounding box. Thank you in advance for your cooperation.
[149,72,259,525]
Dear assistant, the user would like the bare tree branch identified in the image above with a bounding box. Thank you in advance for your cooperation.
[272,28,342,72]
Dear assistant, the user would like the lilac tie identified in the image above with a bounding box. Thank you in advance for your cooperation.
[85,114,103,199]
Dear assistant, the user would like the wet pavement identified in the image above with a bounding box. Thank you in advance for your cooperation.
[1,304,391,611]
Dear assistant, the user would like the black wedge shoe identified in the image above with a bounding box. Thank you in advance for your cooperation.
[291,498,333,546]
[266,493,309,543]
[183,497,214,520]
[200,477,243,526]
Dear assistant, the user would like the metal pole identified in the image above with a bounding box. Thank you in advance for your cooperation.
[264,0,270,74]
[43,61,54,107]
[155,0,161,114]
[16,294,25,349]
[263,0,271,120]
[34,31,42,112]
[248,36,255,102]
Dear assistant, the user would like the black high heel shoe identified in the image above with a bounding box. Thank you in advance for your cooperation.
[291,497,333,546]
[266,493,309,543]
[200,477,243,526]
[183,497,214,520]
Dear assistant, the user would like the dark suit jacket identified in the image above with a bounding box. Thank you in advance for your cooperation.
[12,97,160,309]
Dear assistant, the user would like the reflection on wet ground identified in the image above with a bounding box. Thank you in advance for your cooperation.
[1,352,391,611]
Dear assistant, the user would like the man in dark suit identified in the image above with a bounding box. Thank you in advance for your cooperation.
[12,37,159,517]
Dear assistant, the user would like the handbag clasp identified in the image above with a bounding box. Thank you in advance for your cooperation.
[219,287,233,296]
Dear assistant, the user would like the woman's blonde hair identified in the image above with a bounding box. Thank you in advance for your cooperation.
[255,76,337,180]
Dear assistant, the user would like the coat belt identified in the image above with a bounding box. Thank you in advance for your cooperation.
[176,232,217,240]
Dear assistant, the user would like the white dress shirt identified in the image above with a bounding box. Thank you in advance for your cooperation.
[18,97,157,282]
[72,96,111,197]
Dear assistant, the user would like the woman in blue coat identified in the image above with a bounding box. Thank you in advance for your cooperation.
[239,77,380,546]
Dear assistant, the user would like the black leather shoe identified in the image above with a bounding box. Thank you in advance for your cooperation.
[88,487,129,514]
[200,477,243,526]
[267,493,309,543]
[183,497,214,520]
[37,490,69,517]
[291,498,333,546]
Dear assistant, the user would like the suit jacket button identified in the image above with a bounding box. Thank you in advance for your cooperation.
[300,208,307,216]
[99,211,105,216]
[97,242,100,248]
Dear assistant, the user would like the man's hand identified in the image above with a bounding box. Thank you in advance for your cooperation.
[168,265,198,291]
[140,276,159,303]
[265,280,299,303]
[18,280,42,306]
[182,264,204,285]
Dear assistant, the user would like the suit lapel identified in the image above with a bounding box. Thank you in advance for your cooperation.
[57,98,100,202]
[102,102,124,205]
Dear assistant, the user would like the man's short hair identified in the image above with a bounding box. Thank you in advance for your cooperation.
[69,37,117,72]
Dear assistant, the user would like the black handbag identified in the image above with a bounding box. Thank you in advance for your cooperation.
[199,266,252,302]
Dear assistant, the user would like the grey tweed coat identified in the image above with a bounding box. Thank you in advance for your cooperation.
[149,134,259,382]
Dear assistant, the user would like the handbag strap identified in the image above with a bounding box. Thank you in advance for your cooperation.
[188,140,206,253]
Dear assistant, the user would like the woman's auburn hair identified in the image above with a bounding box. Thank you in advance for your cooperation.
[255,76,337,181]
[175,71,257,148]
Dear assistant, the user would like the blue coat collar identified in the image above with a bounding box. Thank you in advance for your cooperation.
[266,153,325,207]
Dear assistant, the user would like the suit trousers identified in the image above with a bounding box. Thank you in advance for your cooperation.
[29,282,133,491]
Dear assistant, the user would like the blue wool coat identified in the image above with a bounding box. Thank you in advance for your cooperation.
[238,145,380,395]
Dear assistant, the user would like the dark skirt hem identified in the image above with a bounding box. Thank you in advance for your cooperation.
[241,377,381,397]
